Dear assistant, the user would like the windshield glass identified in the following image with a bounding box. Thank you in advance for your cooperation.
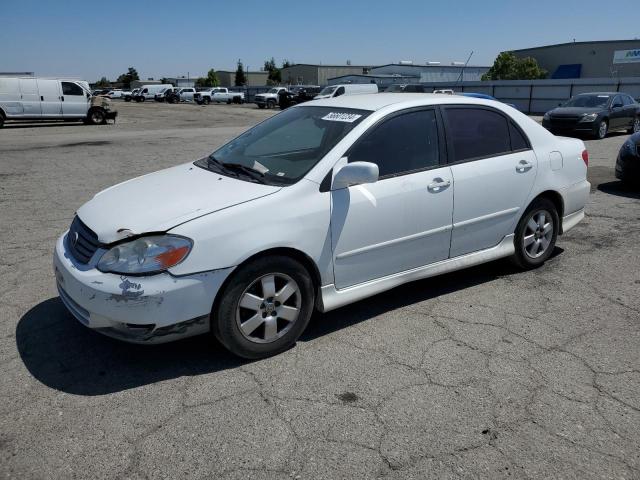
[268,88,279,93]
[563,95,610,108]
[198,106,370,184]
[318,86,337,96]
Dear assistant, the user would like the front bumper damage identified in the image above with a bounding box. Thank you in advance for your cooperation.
[53,232,234,344]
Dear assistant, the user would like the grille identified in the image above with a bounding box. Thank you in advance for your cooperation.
[67,216,100,263]
[548,116,580,126]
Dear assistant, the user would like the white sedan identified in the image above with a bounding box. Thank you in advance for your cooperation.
[53,94,590,358]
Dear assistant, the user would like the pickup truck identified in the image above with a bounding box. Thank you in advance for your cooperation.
[254,87,288,109]
[194,88,245,105]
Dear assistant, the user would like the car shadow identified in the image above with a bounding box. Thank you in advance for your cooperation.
[2,122,85,129]
[597,180,640,199]
[17,250,563,396]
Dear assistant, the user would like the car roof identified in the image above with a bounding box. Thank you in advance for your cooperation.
[306,93,508,112]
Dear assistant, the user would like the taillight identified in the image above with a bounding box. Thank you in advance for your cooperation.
[581,150,589,167]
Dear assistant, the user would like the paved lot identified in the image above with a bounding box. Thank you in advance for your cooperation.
[1,101,639,479]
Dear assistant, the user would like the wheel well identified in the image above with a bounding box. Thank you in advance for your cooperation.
[531,190,565,232]
[211,248,323,317]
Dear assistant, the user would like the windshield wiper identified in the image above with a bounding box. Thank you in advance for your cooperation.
[222,162,266,181]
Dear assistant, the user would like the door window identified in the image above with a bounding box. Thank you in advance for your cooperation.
[348,109,440,178]
[509,122,530,151]
[444,107,512,162]
[334,86,345,97]
[622,95,634,106]
[61,82,84,96]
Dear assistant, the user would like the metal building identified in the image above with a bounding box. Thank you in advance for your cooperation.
[215,70,269,87]
[281,64,373,86]
[511,39,640,79]
[327,64,489,87]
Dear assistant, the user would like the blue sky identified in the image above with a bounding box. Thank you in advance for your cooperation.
[1,0,638,81]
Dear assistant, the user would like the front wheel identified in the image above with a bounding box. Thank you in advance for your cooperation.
[140,96,146,102]
[511,198,559,270]
[212,256,315,359]
[629,117,640,134]
[87,108,106,125]
[203,97,210,105]
[595,120,608,139]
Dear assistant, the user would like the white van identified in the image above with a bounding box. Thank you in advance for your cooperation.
[0,76,116,127]
[134,84,173,102]
[314,83,378,99]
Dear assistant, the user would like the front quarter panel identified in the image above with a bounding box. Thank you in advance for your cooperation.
[168,179,333,283]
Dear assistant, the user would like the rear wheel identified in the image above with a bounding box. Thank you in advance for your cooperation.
[203,97,210,105]
[212,256,315,359]
[512,198,559,270]
[629,117,640,134]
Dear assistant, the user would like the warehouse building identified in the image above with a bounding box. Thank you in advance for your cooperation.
[511,39,640,79]
[328,63,489,86]
[281,64,373,86]
[216,70,269,87]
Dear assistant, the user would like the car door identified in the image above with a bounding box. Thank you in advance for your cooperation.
[37,79,62,117]
[18,78,41,117]
[443,106,537,258]
[61,81,88,117]
[621,95,637,129]
[609,95,626,130]
[330,108,453,289]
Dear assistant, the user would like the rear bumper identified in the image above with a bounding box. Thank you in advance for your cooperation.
[53,232,234,344]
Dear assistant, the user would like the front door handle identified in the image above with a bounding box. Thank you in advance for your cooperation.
[516,160,533,173]
[427,178,451,192]
[60,96,64,101]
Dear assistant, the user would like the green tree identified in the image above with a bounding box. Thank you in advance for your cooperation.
[206,68,220,87]
[94,76,110,87]
[282,59,293,69]
[234,60,246,86]
[482,52,547,80]
[116,67,140,88]
[263,57,281,85]
[194,77,208,88]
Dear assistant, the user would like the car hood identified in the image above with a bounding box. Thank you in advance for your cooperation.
[549,107,603,116]
[77,162,281,244]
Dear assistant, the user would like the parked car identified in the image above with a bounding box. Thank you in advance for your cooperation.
[461,92,517,109]
[542,92,640,139]
[124,88,139,102]
[278,85,322,110]
[53,94,589,358]
[134,84,173,102]
[255,87,288,109]
[106,89,124,99]
[385,84,426,93]
[176,87,196,102]
[154,87,175,102]
[615,132,640,185]
[315,84,378,99]
[0,76,117,127]
[92,88,110,96]
[194,87,245,105]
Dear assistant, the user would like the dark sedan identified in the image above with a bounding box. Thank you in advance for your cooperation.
[616,132,640,185]
[542,92,640,139]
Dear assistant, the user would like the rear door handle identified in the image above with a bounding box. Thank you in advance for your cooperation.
[427,178,451,192]
[516,160,533,173]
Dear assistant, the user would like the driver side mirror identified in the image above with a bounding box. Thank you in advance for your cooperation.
[332,162,379,190]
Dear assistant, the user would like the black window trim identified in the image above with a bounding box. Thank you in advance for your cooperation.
[439,104,533,166]
[344,106,447,181]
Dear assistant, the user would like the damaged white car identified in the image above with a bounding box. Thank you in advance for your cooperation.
[54,94,590,358]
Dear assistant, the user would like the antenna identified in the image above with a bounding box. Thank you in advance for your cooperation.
[454,51,474,88]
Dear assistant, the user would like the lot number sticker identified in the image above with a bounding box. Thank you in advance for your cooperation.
[322,112,362,123]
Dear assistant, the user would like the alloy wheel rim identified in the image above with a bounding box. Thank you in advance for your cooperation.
[235,273,301,344]
[523,210,553,259]
[599,121,607,138]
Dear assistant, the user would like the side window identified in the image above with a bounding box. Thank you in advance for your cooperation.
[622,95,633,106]
[444,108,511,162]
[61,82,84,96]
[612,95,623,107]
[348,109,440,178]
[335,87,345,97]
[509,122,530,151]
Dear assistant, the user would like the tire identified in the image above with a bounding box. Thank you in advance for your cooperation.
[629,117,640,134]
[212,255,315,359]
[203,97,210,105]
[595,119,608,139]
[0,115,4,128]
[511,198,559,270]
[140,96,145,102]
[226,99,232,104]
[267,99,276,109]
[87,108,106,125]
[124,97,131,102]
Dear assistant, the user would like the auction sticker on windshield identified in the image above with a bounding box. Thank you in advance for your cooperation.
[322,112,363,123]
